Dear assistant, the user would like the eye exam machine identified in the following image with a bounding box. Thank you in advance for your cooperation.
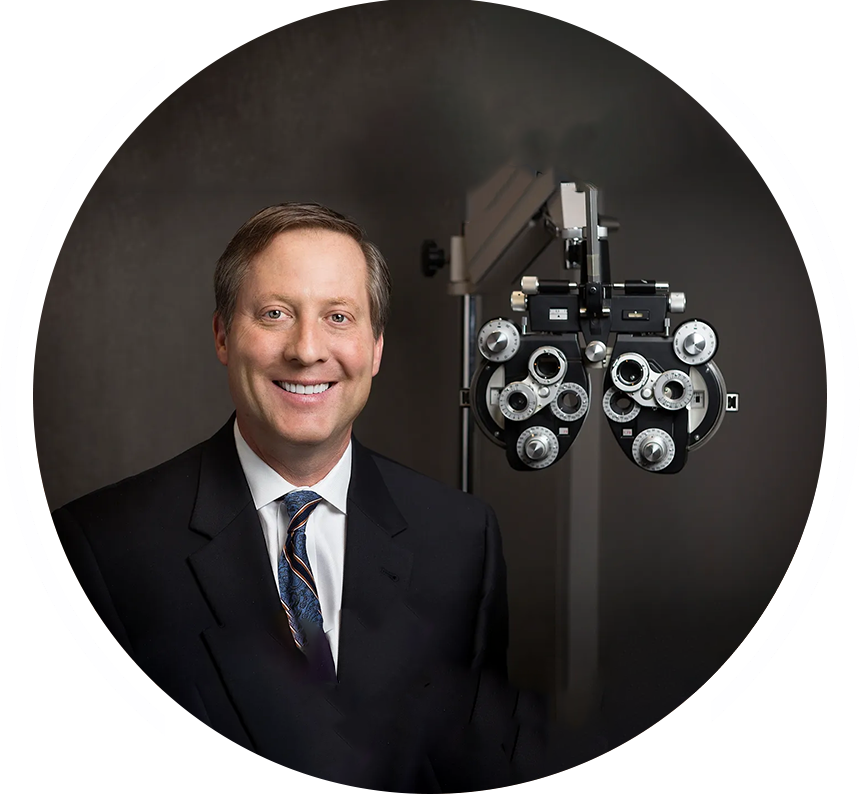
[422,165,737,490]
[423,166,739,726]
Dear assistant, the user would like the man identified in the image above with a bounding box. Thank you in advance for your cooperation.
[53,203,511,789]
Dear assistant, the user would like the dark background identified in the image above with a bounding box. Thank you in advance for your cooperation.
[34,0,825,758]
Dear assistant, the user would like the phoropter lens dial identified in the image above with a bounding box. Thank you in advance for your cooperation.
[528,346,567,385]
[499,381,538,421]
[602,386,641,423]
[653,369,694,411]
[610,352,650,393]
[550,382,589,422]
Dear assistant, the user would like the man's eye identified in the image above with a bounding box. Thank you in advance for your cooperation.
[265,310,283,320]
[331,313,347,324]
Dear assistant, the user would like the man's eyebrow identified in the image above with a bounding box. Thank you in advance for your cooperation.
[253,293,361,309]
[255,292,296,303]
[326,297,361,309]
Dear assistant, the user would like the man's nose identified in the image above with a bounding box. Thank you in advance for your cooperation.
[286,318,328,366]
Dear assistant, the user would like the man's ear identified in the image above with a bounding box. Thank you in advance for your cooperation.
[213,313,229,366]
[371,333,384,377]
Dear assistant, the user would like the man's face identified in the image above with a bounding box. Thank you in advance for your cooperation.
[214,228,383,460]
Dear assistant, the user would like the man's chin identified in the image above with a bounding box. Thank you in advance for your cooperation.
[269,423,350,454]
[278,432,338,449]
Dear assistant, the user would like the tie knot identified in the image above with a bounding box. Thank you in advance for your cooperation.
[281,490,323,523]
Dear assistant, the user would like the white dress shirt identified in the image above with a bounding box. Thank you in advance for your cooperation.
[233,421,349,670]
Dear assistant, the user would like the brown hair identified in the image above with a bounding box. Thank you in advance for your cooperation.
[214,202,391,338]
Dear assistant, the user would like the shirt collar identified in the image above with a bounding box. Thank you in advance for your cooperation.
[233,419,351,514]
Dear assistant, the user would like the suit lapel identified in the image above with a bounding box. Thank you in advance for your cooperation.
[186,419,324,757]
[187,418,284,636]
[337,439,422,699]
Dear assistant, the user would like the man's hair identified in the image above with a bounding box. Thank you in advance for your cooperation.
[214,202,391,338]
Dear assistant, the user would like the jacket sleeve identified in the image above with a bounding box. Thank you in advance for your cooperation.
[472,503,509,678]
[54,506,134,655]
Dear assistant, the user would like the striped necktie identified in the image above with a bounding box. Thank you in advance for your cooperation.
[278,490,324,649]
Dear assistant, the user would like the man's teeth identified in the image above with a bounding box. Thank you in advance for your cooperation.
[277,382,331,395]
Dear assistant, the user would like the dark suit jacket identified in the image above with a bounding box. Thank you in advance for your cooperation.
[54,417,513,790]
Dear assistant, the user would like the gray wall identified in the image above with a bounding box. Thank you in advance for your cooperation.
[34,0,825,750]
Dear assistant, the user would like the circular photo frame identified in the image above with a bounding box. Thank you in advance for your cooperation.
[10,2,849,793]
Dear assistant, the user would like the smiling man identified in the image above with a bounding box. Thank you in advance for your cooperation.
[52,203,510,788]
[215,220,384,484]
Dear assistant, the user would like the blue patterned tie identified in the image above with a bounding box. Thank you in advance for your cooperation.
[278,490,324,649]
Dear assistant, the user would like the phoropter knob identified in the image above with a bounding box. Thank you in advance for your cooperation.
[525,437,548,461]
[642,438,666,463]
[515,426,560,469]
[673,319,718,365]
[631,427,676,472]
[511,291,528,312]
[684,332,706,357]
[668,292,686,313]
[477,318,521,363]
[486,331,508,354]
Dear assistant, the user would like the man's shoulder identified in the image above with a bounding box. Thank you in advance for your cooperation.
[53,434,210,527]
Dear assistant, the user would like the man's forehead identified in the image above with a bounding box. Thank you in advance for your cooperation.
[242,230,370,307]
[261,227,362,256]
[251,229,364,268]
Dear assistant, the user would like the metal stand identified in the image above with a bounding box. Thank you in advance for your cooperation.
[459,294,477,493]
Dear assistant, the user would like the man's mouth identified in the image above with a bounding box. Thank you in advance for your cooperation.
[274,381,332,395]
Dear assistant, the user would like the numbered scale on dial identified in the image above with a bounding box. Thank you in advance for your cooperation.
[602,387,641,423]
[516,426,560,469]
[654,369,694,411]
[498,381,539,421]
[673,319,718,366]
[631,428,676,472]
[550,382,589,422]
[477,318,521,363]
